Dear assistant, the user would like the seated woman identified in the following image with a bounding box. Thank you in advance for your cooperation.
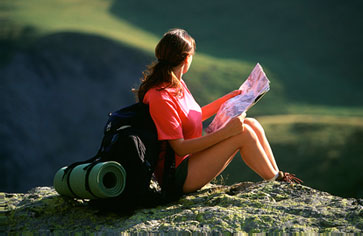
[135,28,301,196]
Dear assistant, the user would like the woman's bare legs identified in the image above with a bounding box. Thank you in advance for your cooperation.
[244,118,279,172]
[183,123,278,193]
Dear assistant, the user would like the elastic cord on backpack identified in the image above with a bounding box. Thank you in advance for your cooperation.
[83,161,101,198]
[64,167,80,199]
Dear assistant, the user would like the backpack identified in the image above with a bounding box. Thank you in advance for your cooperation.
[62,102,177,213]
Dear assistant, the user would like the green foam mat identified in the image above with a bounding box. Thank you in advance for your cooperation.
[54,161,126,199]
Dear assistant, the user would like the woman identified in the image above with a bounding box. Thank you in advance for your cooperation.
[135,28,301,196]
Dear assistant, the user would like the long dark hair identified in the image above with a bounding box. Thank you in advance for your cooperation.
[134,28,196,102]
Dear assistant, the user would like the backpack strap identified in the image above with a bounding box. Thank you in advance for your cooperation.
[62,151,100,178]
[61,124,117,180]
[161,142,177,200]
[61,134,107,198]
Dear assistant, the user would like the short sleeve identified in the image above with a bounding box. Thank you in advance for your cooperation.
[144,90,184,140]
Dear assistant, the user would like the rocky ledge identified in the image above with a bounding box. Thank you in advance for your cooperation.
[1,181,362,234]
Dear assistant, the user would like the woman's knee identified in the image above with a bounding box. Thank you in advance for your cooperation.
[244,118,265,135]
[233,124,259,145]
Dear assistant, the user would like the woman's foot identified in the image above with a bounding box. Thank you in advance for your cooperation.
[276,171,303,184]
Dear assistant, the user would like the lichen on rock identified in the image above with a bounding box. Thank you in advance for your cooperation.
[1,181,362,234]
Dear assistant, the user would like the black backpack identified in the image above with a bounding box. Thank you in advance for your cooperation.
[63,103,178,213]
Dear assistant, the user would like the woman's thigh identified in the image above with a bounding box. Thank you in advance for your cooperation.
[182,126,256,193]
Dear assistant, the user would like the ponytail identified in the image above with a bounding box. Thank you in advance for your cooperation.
[133,29,195,102]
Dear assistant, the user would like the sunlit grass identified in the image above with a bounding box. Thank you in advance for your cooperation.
[258,114,363,126]
[286,104,363,117]
[2,0,158,52]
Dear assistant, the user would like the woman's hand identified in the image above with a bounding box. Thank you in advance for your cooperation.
[221,90,242,103]
[201,90,242,121]
[222,112,246,137]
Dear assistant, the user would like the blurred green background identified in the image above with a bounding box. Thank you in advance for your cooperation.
[0,0,362,198]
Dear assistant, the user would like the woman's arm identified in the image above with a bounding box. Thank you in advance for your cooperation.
[169,112,246,156]
[201,90,241,121]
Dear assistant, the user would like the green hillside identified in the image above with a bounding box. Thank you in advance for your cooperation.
[1,0,363,197]
[2,0,363,114]
[111,0,363,107]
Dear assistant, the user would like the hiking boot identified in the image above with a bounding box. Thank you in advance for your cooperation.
[276,171,303,184]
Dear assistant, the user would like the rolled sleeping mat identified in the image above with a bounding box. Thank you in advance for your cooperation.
[53,161,126,199]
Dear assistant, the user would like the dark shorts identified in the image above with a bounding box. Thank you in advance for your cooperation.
[173,156,189,195]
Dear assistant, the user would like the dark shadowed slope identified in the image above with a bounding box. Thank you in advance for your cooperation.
[0,32,152,192]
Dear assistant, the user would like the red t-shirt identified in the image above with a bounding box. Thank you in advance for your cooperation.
[143,79,202,183]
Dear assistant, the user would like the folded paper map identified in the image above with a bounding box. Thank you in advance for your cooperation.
[205,63,270,133]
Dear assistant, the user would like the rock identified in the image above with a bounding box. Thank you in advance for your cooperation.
[1,181,362,233]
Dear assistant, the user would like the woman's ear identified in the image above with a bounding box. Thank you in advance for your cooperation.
[182,55,193,74]
[186,54,193,64]
[184,54,192,68]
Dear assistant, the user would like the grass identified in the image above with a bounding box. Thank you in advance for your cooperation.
[0,0,158,51]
